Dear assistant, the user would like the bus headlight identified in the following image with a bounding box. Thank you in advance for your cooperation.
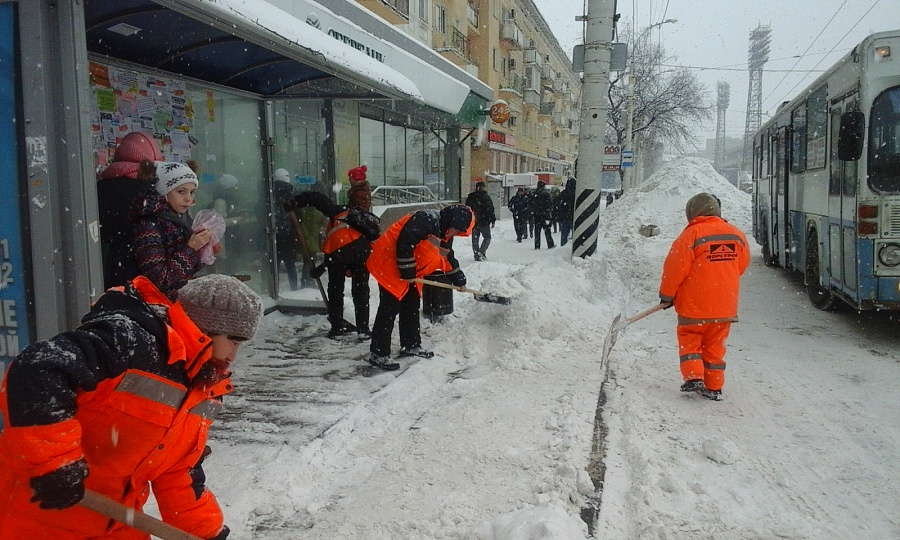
[878,243,900,266]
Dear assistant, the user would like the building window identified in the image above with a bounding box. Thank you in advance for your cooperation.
[419,0,428,22]
[508,116,517,127]
[434,4,446,33]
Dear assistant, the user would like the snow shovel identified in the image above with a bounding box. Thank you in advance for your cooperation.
[79,489,202,540]
[600,303,668,365]
[412,278,511,305]
[288,210,356,331]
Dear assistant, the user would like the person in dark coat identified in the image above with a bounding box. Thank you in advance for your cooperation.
[464,181,496,261]
[531,181,555,250]
[284,166,381,340]
[526,188,535,238]
[507,187,529,242]
[97,132,163,289]
[550,189,560,233]
[558,177,576,246]
[273,175,300,291]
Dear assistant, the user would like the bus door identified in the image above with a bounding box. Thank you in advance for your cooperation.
[773,127,790,268]
[828,97,860,294]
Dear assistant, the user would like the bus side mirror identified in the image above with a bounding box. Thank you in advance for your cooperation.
[838,111,865,161]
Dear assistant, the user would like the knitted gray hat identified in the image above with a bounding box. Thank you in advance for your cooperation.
[179,274,263,340]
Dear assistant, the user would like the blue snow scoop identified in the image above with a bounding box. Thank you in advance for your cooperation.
[601,303,668,365]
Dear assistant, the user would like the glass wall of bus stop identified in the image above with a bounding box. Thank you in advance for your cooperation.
[270,99,329,301]
[89,61,272,298]
[358,104,456,203]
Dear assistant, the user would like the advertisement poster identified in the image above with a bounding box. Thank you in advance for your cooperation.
[1,3,32,429]
[89,61,198,168]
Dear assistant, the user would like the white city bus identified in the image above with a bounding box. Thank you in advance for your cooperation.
[752,30,900,310]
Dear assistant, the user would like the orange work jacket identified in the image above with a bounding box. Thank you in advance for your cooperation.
[659,215,750,322]
[322,209,364,254]
[0,276,229,539]
[367,213,453,300]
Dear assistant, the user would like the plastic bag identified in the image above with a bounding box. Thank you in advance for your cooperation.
[192,209,227,265]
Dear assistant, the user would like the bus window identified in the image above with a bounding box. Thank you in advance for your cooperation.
[791,104,807,172]
[806,86,827,170]
[868,87,900,193]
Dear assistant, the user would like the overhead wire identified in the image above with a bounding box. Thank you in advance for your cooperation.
[769,0,881,108]
[764,0,848,102]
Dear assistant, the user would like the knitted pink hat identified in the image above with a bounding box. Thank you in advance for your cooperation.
[100,132,164,180]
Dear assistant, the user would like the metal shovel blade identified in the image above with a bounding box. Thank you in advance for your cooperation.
[473,291,512,305]
[601,313,624,365]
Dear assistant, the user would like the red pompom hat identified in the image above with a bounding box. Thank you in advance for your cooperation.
[348,165,367,183]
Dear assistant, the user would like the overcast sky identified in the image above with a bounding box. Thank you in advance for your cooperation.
[533,0,898,143]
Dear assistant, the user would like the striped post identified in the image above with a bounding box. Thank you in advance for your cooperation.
[572,187,601,258]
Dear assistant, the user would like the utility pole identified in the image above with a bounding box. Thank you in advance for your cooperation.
[573,0,616,259]
[714,81,730,173]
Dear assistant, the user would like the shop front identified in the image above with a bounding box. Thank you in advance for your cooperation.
[1,0,493,356]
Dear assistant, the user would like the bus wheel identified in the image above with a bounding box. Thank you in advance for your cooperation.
[805,231,837,311]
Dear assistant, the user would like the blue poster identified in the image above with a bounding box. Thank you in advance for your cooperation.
[0,3,30,428]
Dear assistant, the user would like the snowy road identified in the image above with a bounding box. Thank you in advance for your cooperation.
[205,159,899,539]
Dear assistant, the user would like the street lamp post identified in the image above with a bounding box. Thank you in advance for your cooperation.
[622,19,676,191]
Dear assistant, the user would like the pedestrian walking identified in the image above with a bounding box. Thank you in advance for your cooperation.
[531,181,555,249]
[0,273,262,539]
[464,181,496,260]
[550,188,560,233]
[131,161,219,300]
[284,165,381,340]
[365,205,474,370]
[558,178,576,246]
[659,192,750,400]
[508,187,529,242]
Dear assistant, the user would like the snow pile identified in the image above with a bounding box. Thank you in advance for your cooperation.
[197,158,897,539]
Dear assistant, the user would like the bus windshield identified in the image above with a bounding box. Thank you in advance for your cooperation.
[868,86,900,193]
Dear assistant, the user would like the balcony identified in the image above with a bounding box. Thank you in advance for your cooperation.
[539,103,554,117]
[500,21,525,48]
[541,63,556,82]
[438,28,471,64]
[524,48,543,67]
[524,88,540,109]
[499,73,526,96]
[358,0,409,25]
[553,78,565,93]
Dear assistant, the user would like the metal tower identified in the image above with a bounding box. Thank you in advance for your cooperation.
[742,25,771,172]
[715,80,730,172]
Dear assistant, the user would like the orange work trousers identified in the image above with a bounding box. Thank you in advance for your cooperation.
[676,321,731,391]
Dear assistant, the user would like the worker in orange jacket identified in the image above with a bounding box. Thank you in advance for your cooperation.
[658,192,750,400]
[0,274,262,539]
[284,165,381,340]
[365,204,474,370]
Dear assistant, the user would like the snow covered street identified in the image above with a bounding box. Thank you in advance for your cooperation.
[204,159,900,539]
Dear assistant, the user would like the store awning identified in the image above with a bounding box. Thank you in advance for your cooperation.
[83,0,422,101]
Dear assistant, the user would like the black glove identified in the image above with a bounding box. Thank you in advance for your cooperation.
[449,270,467,288]
[29,458,89,510]
[208,525,230,540]
[660,300,674,310]
[283,198,298,213]
[189,445,213,500]
[399,266,416,281]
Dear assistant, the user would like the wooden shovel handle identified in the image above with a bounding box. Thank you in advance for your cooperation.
[411,278,488,296]
[79,489,203,540]
[625,303,667,325]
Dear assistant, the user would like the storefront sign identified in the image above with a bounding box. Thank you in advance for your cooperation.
[602,145,622,171]
[489,100,510,124]
[1,3,32,428]
[488,130,506,145]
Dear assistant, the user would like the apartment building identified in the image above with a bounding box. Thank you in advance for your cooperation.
[357,0,582,188]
